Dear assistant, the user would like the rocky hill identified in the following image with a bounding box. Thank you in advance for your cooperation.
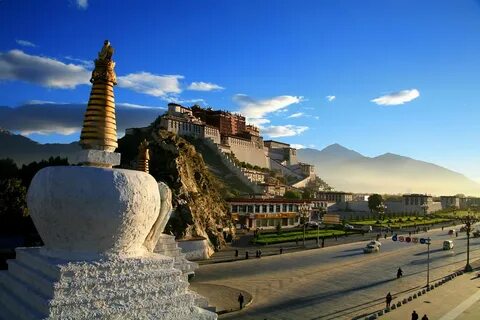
[298,144,480,196]
[117,123,231,253]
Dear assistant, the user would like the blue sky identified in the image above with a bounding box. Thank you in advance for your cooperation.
[1,0,480,181]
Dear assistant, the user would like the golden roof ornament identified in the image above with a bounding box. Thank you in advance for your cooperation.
[137,139,150,173]
[79,40,118,152]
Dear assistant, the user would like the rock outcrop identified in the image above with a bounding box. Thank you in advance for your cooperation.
[117,122,231,255]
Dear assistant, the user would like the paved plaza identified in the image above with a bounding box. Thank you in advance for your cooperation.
[192,226,480,319]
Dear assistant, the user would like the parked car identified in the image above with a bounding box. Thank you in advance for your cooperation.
[344,224,355,230]
[363,244,380,253]
[306,221,319,228]
[368,240,382,247]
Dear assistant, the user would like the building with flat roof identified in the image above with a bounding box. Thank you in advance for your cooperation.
[403,194,442,214]
[227,198,329,229]
[316,191,353,203]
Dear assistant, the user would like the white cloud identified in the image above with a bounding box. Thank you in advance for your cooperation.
[16,39,36,47]
[262,125,308,138]
[287,112,304,118]
[326,95,336,102]
[233,94,303,126]
[64,55,93,68]
[76,0,88,9]
[118,102,166,110]
[25,100,60,105]
[117,72,183,98]
[0,50,90,88]
[290,144,306,149]
[371,89,420,106]
[187,81,224,91]
[0,102,166,136]
[248,118,271,127]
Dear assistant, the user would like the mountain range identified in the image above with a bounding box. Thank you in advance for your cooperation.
[1,129,479,196]
[297,144,480,196]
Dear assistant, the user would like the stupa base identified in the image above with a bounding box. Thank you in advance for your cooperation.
[0,247,217,320]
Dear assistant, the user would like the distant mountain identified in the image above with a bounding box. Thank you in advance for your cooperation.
[0,128,80,165]
[298,144,480,196]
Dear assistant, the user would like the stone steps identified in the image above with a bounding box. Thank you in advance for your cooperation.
[0,248,217,319]
[154,235,199,277]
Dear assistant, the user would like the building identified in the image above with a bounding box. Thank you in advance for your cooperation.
[440,196,464,210]
[264,140,298,166]
[227,198,329,229]
[403,194,442,214]
[316,191,353,203]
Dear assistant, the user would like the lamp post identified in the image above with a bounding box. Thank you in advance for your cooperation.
[426,237,431,287]
[460,212,479,272]
[317,207,326,247]
[298,202,310,247]
[421,203,429,216]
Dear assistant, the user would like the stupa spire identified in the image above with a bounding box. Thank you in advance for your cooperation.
[80,40,118,152]
[137,139,150,173]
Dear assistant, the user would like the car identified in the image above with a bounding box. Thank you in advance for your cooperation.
[306,221,319,228]
[363,244,380,253]
[443,240,454,250]
[448,229,456,235]
[344,224,355,230]
[368,240,382,247]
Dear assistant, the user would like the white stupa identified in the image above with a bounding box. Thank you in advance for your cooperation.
[0,41,216,320]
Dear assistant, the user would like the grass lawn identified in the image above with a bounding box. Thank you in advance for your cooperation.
[254,229,352,245]
[349,216,452,228]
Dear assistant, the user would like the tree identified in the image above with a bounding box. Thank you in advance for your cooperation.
[368,194,383,213]
[0,178,28,234]
[284,190,302,199]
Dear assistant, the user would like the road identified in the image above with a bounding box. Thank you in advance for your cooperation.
[192,226,480,319]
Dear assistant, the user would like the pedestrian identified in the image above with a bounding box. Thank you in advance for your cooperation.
[376,234,380,241]
[385,292,392,309]
[238,292,245,309]
[397,267,403,279]
[258,249,262,258]
[255,250,259,258]
[421,314,429,320]
[455,231,458,237]
[321,237,325,248]
[411,310,419,320]
[245,251,249,259]
[409,231,411,236]
[235,249,239,257]
[384,233,387,239]
[442,226,444,231]
[280,247,283,254]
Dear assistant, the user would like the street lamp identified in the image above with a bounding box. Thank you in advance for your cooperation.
[426,237,431,287]
[421,203,429,216]
[317,207,326,247]
[298,202,310,247]
[459,213,479,272]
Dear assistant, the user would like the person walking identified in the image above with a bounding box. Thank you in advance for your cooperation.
[397,267,403,279]
[385,292,392,309]
[421,314,429,320]
[238,292,245,310]
[411,310,419,320]
[235,249,239,258]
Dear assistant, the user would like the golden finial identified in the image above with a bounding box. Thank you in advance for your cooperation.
[137,139,150,173]
[79,40,118,152]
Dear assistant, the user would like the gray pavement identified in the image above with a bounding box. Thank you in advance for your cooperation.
[193,225,480,319]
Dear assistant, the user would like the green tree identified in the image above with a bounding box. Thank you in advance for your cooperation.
[0,178,28,234]
[284,190,302,199]
[368,194,383,213]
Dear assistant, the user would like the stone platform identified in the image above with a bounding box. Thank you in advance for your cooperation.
[0,247,216,320]
[155,234,198,278]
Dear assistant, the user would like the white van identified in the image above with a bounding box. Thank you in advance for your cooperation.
[443,240,454,250]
